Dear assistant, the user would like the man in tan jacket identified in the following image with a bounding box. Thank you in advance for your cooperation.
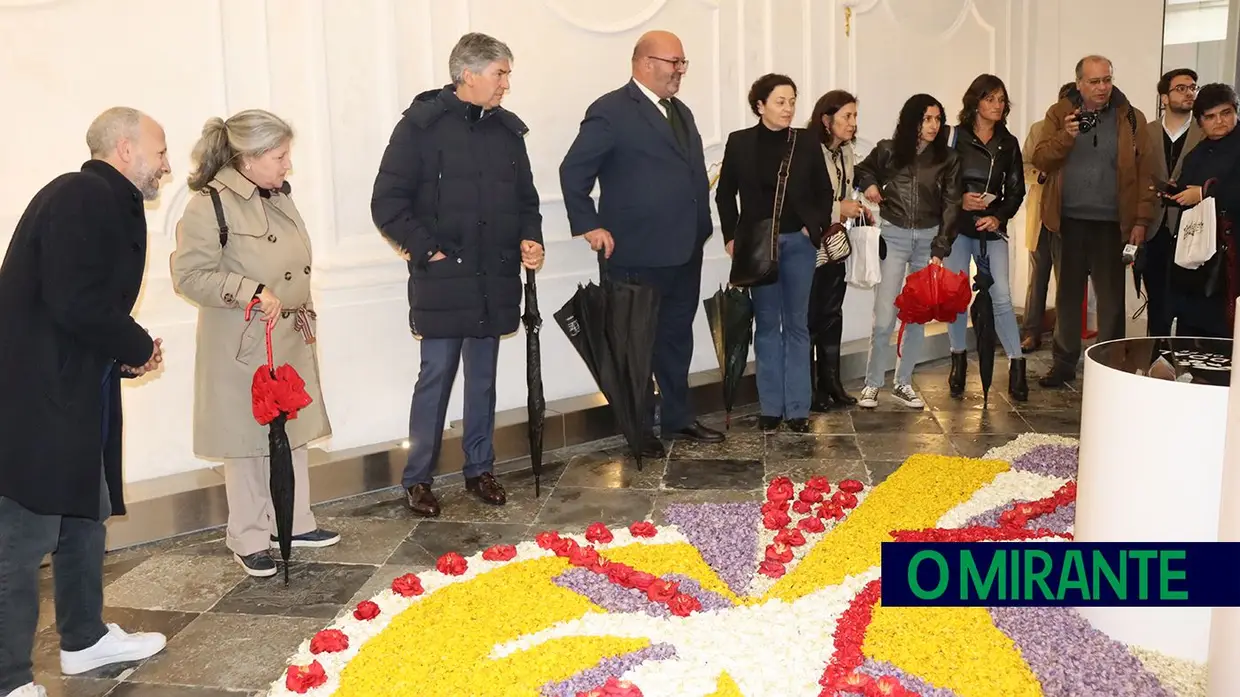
[1032,56,1156,387]
[1141,68,1204,336]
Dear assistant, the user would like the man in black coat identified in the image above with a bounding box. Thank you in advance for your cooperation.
[372,33,544,518]
[559,30,725,454]
[0,107,170,695]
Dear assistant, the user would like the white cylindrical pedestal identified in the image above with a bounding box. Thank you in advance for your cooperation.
[1075,337,1230,663]
[1208,318,1240,695]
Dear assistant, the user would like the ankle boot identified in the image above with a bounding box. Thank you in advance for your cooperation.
[949,351,968,397]
[1008,358,1029,402]
[825,341,856,406]
[811,340,832,412]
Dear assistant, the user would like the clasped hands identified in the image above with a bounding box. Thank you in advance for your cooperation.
[426,241,545,270]
[120,337,163,377]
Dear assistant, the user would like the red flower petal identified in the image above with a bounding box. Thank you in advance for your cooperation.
[765,543,794,564]
[569,544,601,569]
[535,531,562,549]
[798,516,826,533]
[309,629,349,654]
[285,660,327,693]
[646,579,680,603]
[667,592,702,617]
[792,500,814,515]
[758,559,787,578]
[585,522,615,544]
[352,600,380,621]
[629,521,658,538]
[775,528,807,547]
[482,544,517,562]
[806,476,832,493]
[839,479,865,494]
[763,509,792,530]
[799,487,824,504]
[390,573,424,597]
[435,552,468,576]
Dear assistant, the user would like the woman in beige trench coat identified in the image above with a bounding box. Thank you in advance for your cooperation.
[172,109,338,578]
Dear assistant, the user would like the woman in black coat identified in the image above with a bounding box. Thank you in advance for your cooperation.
[943,74,1029,401]
[715,73,835,433]
[1162,83,1240,337]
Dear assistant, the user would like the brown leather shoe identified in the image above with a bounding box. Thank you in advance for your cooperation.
[465,472,507,506]
[1021,335,1041,352]
[405,483,440,518]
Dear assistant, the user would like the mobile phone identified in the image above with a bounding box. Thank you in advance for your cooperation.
[1153,178,1184,196]
[979,192,997,206]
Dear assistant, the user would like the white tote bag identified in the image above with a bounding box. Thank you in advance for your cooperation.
[845,223,883,289]
[1175,197,1217,270]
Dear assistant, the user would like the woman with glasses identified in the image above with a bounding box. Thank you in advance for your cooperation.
[943,74,1029,402]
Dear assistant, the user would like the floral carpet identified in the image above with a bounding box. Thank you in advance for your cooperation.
[266,434,1205,697]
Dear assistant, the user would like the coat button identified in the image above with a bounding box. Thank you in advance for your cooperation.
[284,271,293,280]
[268,234,277,243]
[304,266,311,275]
[224,293,234,302]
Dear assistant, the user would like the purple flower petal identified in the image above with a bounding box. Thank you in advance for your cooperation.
[663,502,761,596]
[966,499,1076,535]
[665,574,736,612]
[988,607,1176,696]
[1011,444,1080,479]
[539,643,677,697]
[553,567,668,617]
[856,659,961,697]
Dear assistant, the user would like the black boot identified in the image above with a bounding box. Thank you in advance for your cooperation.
[811,263,855,409]
[1009,358,1029,402]
[822,338,856,406]
[949,351,968,397]
[811,340,832,412]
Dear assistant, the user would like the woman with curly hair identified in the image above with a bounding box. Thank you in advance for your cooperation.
[854,93,962,409]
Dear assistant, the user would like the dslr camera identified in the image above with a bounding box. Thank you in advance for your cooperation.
[1076,109,1100,133]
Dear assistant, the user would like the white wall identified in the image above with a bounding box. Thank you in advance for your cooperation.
[0,0,1165,484]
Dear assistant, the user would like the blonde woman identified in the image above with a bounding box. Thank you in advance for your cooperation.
[172,110,338,578]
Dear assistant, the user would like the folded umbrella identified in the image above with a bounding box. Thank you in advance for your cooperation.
[971,238,997,407]
[702,285,754,428]
[522,267,546,498]
[245,299,313,585]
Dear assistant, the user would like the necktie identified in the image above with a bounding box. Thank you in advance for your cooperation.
[659,98,688,150]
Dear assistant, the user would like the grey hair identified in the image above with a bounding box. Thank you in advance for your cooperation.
[1075,55,1113,80]
[448,33,513,85]
[85,107,143,158]
[186,109,293,191]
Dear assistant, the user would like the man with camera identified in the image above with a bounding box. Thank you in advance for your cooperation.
[1031,55,1155,387]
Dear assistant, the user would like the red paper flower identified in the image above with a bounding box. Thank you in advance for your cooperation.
[436,552,468,576]
[535,531,562,549]
[629,521,658,538]
[551,537,580,558]
[799,516,826,533]
[309,629,349,654]
[352,600,380,621]
[833,491,859,509]
[765,543,794,564]
[646,579,680,603]
[667,592,702,617]
[792,500,814,515]
[569,544,601,569]
[839,479,865,494]
[585,522,615,544]
[799,487,824,504]
[575,677,644,697]
[775,528,807,547]
[390,573,424,597]
[761,500,790,516]
[482,544,517,562]
[806,476,832,493]
[766,477,795,503]
[252,364,314,426]
[605,562,635,586]
[763,509,792,530]
[285,660,327,693]
[758,559,787,578]
[627,571,656,590]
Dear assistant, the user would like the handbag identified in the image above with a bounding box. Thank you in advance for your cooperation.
[730,129,796,287]
[1175,197,1217,270]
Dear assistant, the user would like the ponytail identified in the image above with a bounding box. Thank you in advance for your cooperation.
[187,117,233,191]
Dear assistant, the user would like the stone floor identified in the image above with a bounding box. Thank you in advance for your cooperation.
[31,353,1083,697]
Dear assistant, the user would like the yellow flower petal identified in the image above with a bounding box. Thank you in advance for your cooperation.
[705,671,747,696]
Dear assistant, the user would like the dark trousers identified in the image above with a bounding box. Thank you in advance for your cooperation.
[0,496,109,693]
[1142,229,1175,337]
[1049,218,1128,375]
[402,336,500,488]
[1022,225,1055,336]
[751,233,817,419]
[607,248,703,434]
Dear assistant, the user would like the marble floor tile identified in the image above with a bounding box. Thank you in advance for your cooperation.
[38,677,118,697]
[933,408,1032,435]
[865,460,907,486]
[402,521,533,559]
[127,613,325,692]
[346,564,417,606]
[765,458,870,486]
[32,608,198,682]
[104,555,242,613]
[554,446,666,490]
[919,387,1011,412]
[208,562,374,619]
[662,459,764,490]
[382,534,439,568]
[668,434,764,461]
[107,684,259,696]
[311,487,410,520]
[532,487,655,533]
[765,434,863,460]
[1019,410,1082,435]
[855,434,957,461]
[286,517,415,565]
[431,481,547,525]
[951,434,1023,459]
[848,410,943,434]
[804,411,855,434]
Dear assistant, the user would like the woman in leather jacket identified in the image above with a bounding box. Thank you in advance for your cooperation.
[943,74,1029,402]
[854,93,962,410]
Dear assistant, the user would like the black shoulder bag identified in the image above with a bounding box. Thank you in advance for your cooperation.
[730,129,795,287]
[208,188,229,247]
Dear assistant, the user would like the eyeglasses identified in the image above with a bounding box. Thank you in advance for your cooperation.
[1171,84,1199,94]
[647,56,690,71]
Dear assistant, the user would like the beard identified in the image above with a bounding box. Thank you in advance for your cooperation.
[131,156,163,201]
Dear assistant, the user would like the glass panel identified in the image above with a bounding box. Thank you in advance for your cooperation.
[1162,0,1231,85]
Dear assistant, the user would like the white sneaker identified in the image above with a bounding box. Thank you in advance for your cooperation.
[5,683,47,697]
[891,384,925,409]
[858,386,880,409]
[60,623,166,675]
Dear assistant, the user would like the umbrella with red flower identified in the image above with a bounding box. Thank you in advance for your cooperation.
[892,263,972,357]
[245,298,313,584]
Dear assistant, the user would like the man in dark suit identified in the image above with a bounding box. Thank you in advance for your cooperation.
[559,29,724,453]
[0,107,170,696]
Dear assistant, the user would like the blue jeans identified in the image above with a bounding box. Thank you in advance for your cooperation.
[402,337,500,488]
[865,225,935,388]
[751,232,817,419]
[944,235,1024,358]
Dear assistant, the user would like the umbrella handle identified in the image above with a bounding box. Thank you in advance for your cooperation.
[244,297,276,373]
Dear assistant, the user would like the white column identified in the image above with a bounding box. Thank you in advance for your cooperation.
[1207,314,1240,696]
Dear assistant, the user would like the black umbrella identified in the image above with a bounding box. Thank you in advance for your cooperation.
[523,267,546,498]
[702,285,754,428]
[971,238,997,407]
[554,259,661,470]
[244,300,313,584]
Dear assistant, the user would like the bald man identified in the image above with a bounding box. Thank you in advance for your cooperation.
[0,107,170,696]
[559,30,724,451]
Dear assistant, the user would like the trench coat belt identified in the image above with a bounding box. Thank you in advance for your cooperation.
[280,306,317,345]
